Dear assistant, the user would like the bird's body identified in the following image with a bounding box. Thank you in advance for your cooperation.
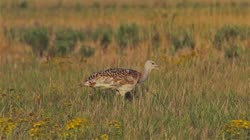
[84,68,141,96]
[83,60,158,96]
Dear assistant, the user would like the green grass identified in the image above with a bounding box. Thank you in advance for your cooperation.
[0,55,249,139]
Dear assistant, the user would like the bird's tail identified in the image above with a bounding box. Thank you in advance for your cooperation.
[79,81,89,87]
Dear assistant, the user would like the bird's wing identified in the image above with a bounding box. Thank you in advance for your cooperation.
[85,68,141,88]
[114,69,140,85]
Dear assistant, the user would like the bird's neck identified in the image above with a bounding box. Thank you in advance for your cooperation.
[139,67,151,83]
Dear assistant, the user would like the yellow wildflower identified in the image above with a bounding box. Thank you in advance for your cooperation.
[100,134,108,140]
[221,119,250,139]
[230,120,250,129]
[62,118,89,138]
[29,119,50,138]
[65,118,89,130]
[107,120,121,129]
[29,127,39,137]
[0,117,16,135]
[33,120,47,127]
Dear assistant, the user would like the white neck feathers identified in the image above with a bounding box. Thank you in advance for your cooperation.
[139,66,151,83]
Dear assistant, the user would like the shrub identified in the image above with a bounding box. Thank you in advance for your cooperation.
[100,31,112,50]
[224,44,241,59]
[6,27,31,42]
[171,35,182,51]
[214,25,244,49]
[116,23,140,49]
[74,2,82,11]
[19,0,28,8]
[214,25,250,59]
[20,27,49,56]
[55,28,78,56]
[183,31,195,49]
[80,45,95,58]
[92,26,112,50]
[170,30,195,52]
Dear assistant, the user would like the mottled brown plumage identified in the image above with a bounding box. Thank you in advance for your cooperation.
[83,60,158,96]
[87,68,140,82]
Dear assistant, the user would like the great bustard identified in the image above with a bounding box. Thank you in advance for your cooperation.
[83,60,159,97]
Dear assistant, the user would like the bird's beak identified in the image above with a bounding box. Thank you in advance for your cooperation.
[154,65,159,70]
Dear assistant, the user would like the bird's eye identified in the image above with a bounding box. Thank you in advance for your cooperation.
[152,62,154,65]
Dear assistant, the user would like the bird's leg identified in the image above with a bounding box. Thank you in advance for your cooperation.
[118,91,127,97]
[141,84,149,95]
[115,90,126,106]
[115,89,120,95]
[133,86,138,97]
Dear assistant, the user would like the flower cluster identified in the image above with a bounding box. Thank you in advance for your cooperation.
[106,120,123,139]
[0,117,16,135]
[29,120,48,137]
[66,118,89,130]
[0,116,122,139]
[230,120,250,129]
[63,118,89,138]
[100,134,109,140]
[222,119,250,139]
[107,120,121,129]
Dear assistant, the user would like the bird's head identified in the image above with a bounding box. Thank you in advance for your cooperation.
[144,60,159,71]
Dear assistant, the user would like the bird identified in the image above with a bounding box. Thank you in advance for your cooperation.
[82,60,159,97]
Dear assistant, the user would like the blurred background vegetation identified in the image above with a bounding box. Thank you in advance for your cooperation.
[1,0,250,63]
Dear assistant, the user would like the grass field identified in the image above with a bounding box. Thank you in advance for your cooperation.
[0,0,250,139]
